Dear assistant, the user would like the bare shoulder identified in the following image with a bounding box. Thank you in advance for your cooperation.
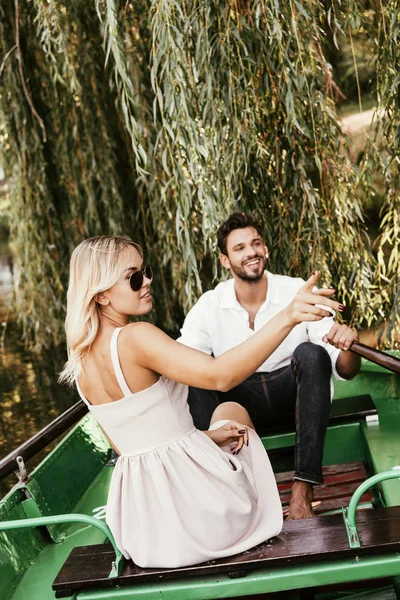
[124,321,157,335]
[118,322,178,372]
[120,322,167,347]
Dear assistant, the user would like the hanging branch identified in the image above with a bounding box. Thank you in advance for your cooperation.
[95,0,147,177]
[14,0,47,142]
[0,0,398,350]
[0,44,17,77]
[373,1,400,344]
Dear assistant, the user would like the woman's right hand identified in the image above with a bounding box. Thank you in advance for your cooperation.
[284,271,343,327]
[204,421,249,453]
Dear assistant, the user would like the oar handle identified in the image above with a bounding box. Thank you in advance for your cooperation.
[350,341,400,375]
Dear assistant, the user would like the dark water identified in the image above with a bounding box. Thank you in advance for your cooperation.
[0,242,77,497]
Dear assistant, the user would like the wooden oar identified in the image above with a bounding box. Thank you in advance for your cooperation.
[350,341,400,375]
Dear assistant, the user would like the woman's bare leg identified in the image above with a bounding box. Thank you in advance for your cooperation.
[210,401,255,430]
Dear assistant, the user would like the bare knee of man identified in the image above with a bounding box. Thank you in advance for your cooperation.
[210,402,254,430]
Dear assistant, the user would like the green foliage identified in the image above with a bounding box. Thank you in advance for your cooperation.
[367,1,400,340]
[0,0,399,349]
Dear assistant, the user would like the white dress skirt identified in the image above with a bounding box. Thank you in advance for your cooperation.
[76,327,283,568]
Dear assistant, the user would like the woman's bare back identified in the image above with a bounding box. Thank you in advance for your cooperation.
[79,323,159,406]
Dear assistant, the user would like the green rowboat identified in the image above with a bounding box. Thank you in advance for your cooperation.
[1,346,400,600]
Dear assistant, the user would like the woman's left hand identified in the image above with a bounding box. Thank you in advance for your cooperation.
[322,324,358,351]
[205,421,249,454]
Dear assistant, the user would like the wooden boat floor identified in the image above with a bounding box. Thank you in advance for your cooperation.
[278,461,374,516]
[53,461,383,597]
[53,505,400,597]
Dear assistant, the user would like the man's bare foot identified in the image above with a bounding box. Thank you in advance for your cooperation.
[287,481,316,520]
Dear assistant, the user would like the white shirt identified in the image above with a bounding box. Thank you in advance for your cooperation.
[178,271,344,381]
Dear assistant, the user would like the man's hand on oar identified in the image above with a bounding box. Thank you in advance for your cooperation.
[322,323,358,351]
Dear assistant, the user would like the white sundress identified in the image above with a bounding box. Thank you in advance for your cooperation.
[76,327,283,568]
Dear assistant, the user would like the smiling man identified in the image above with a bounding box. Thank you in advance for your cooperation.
[178,212,361,519]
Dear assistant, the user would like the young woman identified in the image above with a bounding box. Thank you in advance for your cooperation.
[60,236,343,569]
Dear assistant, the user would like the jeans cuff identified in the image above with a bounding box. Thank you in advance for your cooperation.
[294,472,322,486]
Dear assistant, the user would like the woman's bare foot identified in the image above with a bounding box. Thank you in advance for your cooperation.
[287,481,316,520]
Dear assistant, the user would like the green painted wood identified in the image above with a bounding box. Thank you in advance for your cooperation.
[0,414,112,600]
[362,417,400,507]
[2,359,400,600]
[20,415,110,542]
[350,354,400,508]
[0,514,121,570]
[333,359,400,405]
[0,489,47,600]
[262,422,366,468]
[9,466,113,600]
[0,401,88,481]
[72,554,400,599]
[53,507,400,596]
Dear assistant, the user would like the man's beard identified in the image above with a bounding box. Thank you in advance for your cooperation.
[230,256,267,283]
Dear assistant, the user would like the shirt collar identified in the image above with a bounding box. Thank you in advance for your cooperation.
[220,271,280,309]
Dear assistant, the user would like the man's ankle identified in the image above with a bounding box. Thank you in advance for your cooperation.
[287,481,316,520]
[292,480,314,498]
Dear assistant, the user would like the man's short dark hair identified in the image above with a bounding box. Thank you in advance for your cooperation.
[217,212,263,255]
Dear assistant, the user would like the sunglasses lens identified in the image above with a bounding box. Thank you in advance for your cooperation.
[129,272,143,292]
[145,265,153,280]
[129,265,153,292]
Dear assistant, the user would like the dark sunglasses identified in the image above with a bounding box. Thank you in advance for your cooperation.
[129,265,153,292]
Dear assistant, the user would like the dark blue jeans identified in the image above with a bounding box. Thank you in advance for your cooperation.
[188,342,332,485]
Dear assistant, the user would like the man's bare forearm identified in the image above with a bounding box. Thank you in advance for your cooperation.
[336,351,361,379]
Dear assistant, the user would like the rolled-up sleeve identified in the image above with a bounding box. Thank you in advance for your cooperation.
[176,295,213,355]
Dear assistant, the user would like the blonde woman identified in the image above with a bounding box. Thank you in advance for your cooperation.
[60,236,342,569]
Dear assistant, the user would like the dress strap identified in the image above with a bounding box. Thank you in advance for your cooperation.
[75,376,94,407]
[110,328,132,397]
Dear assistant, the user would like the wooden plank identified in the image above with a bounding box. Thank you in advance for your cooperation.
[275,461,367,484]
[329,394,377,421]
[311,493,374,513]
[321,461,369,476]
[52,506,400,595]
[277,469,366,490]
[282,494,374,516]
[280,482,368,503]
[282,496,374,515]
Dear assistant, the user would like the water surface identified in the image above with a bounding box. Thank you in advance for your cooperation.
[0,242,76,497]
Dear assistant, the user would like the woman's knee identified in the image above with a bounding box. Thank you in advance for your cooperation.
[210,402,254,429]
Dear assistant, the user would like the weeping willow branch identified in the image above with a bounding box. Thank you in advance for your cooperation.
[0,44,17,77]
[0,0,399,350]
[14,0,47,142]
[372,1,400,343]
[95,0,148,177]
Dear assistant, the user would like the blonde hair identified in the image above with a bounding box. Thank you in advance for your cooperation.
[59,236,142,386]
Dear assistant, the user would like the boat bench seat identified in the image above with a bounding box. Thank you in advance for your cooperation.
[329,394,377,423]
[52,505,400,598]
